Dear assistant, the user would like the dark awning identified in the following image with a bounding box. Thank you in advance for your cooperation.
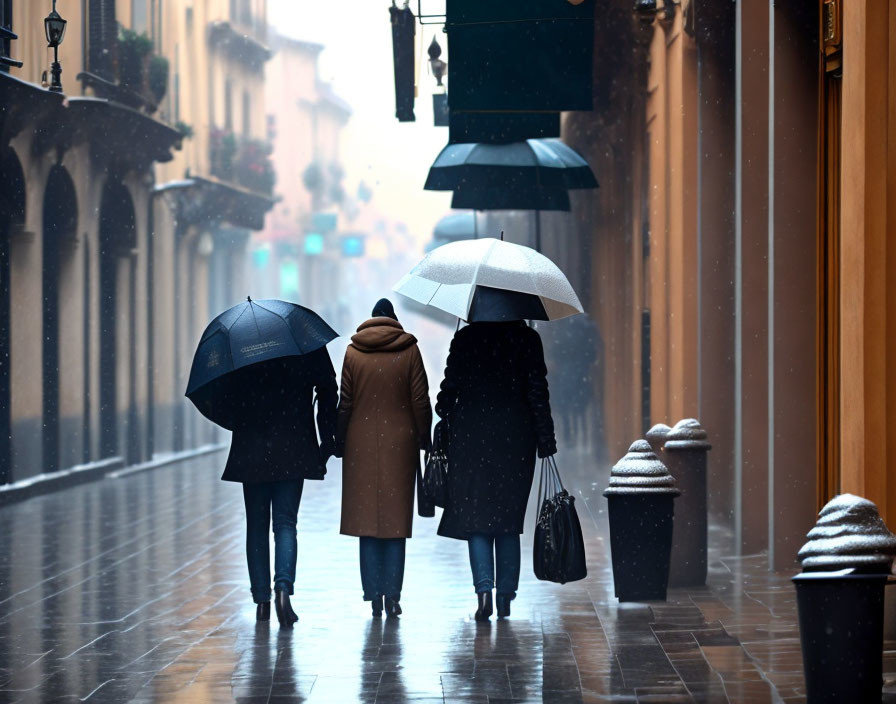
[156,176,275,232]
[66,97,183,167]
[0,72,65,146]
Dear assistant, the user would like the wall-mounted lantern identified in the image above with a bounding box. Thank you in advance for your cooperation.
[632,0,678,28]
[428,35,449,127]
[44,0,67,92]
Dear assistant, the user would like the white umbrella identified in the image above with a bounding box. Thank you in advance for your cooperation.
[393,237,584,322]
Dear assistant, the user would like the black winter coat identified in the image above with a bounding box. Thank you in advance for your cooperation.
[435,321,556,540]
[221,348,338,483]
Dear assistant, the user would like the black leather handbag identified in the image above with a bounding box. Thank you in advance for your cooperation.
[423,421,449,508]
[416,462,435,517]
[533,456,587,584]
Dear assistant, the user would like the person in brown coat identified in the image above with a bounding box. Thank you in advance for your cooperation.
[335,298,432,617]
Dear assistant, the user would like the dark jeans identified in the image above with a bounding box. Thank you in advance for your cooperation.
[467,533,520,597]
[242,480,304,604]
[359,537,406,601]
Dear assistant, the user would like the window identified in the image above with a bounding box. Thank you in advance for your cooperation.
[151,0,162,51]
[132,0,148,34]
[242,90,250,136]
[173,44,180,121]
[0,0,19,73]
[224,79,233,131]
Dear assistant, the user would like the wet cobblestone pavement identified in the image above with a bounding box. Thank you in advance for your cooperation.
[1,447,895,703]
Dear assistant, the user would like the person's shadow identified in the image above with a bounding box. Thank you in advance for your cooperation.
[231,623,312,701]
[231,623,277,700]
[360,618,407,701]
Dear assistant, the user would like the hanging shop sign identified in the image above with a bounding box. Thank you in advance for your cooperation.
[390,1,416,122]
[446,0,594,113]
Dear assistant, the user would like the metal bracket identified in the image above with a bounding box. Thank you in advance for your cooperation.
[416,0,445,26]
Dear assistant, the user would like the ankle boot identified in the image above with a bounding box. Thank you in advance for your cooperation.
[474,591,493,621]
[496,593,512,619]
[384,596,402,617]
[274,589,298,626]
[256,601,271,621]
[371,595,384,618]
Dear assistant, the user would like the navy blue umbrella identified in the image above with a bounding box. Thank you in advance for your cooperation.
[185,297,338,429]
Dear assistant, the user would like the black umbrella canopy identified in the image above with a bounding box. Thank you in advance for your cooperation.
[467,285,550,323]
[424,139,598,192]
[451,184,571,211]
[185,298,338,428]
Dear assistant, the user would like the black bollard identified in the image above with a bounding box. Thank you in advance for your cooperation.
[665,418,711,587]
[793,494,896,703]
[603,439,680,601]
[645,423,671,457]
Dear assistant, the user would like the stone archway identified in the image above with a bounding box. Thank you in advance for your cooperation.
[41,164,78,474]
[0,147,25,484]
[98,178,137,461]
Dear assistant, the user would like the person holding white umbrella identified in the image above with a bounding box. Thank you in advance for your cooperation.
[394,237,583,620]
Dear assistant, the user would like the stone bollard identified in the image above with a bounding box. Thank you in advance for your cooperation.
[645,423,671,457]
[603,439,680,601]
[664,418,711,587]
[793,494,896,704]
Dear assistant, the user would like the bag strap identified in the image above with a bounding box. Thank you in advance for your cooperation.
[548,455,565,494]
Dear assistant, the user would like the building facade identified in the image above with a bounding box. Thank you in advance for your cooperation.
[0,0,271,489]
[565,0,896,569]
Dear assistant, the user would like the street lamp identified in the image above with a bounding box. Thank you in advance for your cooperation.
[44,0,67,93]
[428,36,446,88]
[428,35,449,127]
[632,0,657,25]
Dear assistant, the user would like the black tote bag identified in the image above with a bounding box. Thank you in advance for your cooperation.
[423,421,449,508]
[533,456,587,584]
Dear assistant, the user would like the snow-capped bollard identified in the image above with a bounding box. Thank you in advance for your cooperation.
[664,418,711,587]
[645,423,672,456]
[792,494,896,704]
[603,439,680,601]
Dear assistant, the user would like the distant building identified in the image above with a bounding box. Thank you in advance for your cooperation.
[254,31,350,327]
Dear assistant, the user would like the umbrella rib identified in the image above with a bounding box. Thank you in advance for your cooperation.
[229,302,251,331]
[246,301,262,339]
[252,299,287,320]
[464,239,497,318]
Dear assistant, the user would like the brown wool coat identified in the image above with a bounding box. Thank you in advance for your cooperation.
[337,318,432,538]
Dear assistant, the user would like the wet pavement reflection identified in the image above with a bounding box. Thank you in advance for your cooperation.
[1,445,896,702]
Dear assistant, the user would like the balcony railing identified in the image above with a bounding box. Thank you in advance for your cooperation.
[208,127,275,197]
[0,25,22,71]
[79,25,169,114]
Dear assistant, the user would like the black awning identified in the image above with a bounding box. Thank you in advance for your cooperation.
[157,176,275,232]
[66,97,183,168]
[0,72,65,146]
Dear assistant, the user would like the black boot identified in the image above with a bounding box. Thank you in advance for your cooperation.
[274,589,298,627]
[371,595,384,618]
[496,593,513,619]
[256,601,271,622]
[474,591,493,621]
[384,596,402,618]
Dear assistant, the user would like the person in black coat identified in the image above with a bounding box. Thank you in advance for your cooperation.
[221,347,337,626]
[434,320,556,620]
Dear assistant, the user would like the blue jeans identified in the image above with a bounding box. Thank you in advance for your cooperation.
[359,537,406,601]
[467,533,520,597]
[242,480,304,604]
